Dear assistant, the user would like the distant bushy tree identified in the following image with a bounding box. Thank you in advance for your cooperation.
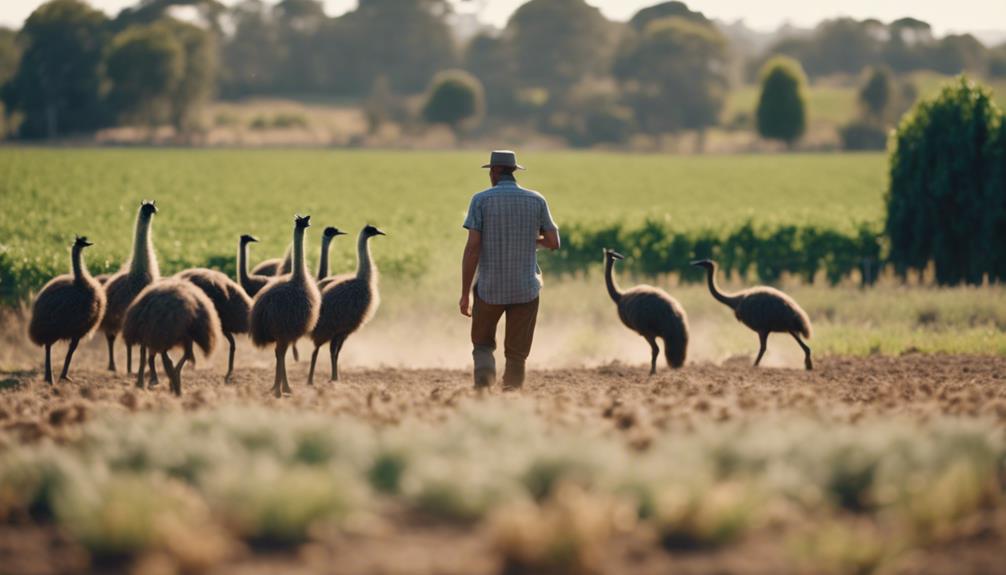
[858,66,894,122]
[106,24,184,127]
[755,56,807,146]
[2,0,110,138]
[885,77,1005,285]
[614,16,728,136]
[628,1,709,31]
[162,20,217,134]
[422,70,485,132]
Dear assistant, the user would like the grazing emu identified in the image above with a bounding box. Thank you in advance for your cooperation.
[175,268,253,382]
[237,234,271,297]
[99,200,160,373]
[604,249,689,374]
[29,236,107,384]
[123,279,221,396]
[250,215,321,397]
[691,259,813,370]
[309,225,385,383]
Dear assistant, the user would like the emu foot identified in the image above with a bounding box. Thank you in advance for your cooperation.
[805,357,814,371]
[59,376,73,383]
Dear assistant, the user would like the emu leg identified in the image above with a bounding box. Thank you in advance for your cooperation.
[162,351,181,396]
[329,335,347,382]
[754,332,769,367]
[106,333,117,372]
[173,352,189,395]
[791,332,813,371]
[646,337,659,376]
[271,344,287,398]
[308,345,320,385]
[136,345,147,389]
[147,353,158,387]
[44,344,53,385]
[59,338,80,382]
[224,333,237,383]
[127,345,133,374]
[292,342,300,362]
[281,347,292,396]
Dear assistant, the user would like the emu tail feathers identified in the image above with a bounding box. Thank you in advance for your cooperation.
[662,317,689,369]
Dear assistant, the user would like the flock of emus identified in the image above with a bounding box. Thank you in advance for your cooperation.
[29,201,384,397]
[29,201,813,395]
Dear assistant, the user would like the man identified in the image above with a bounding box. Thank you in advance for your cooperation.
[460,150,560,390]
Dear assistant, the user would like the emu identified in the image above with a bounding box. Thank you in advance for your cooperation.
[249,215,320,397]
[314,226,346,282]
[237,234,271,297]
[604,249,689,374]
[99,200,160,373]
[691,259,813,370]
[123,279,221,396]
[251,247,288,277]
[254,226,344,279]
[29,236,107,384]
[309,225,385,384]
[175,268,253,382]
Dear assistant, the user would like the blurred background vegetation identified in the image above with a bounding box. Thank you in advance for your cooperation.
[1,0,1006,150]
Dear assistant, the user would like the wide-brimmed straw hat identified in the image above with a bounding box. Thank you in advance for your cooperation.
[481,150,525,170]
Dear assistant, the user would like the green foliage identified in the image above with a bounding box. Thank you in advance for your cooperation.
[106,24,185,126]
[421,69,485,130]
[885,77,1005,285]
[2,0,109,138]
[756,56,807,145]
[858,66,894,122]
[615,16,728,134]
[544,220,884,286]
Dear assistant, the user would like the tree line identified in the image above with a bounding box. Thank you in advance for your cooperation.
[1,0,1004,143]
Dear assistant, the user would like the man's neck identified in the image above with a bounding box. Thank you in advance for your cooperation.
[494,174,516,185]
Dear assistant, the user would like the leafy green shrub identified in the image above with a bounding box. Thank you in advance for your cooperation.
[421,69,485,131]
[756,56,808,146]
[886,77,1005,285]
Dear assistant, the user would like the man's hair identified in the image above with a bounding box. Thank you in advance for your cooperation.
[496,166,517,176]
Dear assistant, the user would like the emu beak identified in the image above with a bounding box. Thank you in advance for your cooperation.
[335,229,347,236]
[689,260,703,267]
[374,228,387,236]
[610,251,624,260]
[249,236,259,243]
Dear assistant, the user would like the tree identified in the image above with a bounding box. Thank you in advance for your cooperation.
[105,24,184,128]
[885,77,1005,285]
[161,20,217,134]
[422,69,484,132]
[614,16,728,136]
[464,33,519,118]
[756,56,807,147]
[858,66,894,122]
[930,34,988,76]
[3,0,110,138]
[628,1,708,31]
[505,0,616,102]
[0,28,19,87]
[220,0,283,96]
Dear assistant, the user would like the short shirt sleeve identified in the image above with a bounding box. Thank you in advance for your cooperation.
[463,195,482,231]
[539,198,558,232]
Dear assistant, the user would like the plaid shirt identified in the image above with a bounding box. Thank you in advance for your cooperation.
[463,176,558,305]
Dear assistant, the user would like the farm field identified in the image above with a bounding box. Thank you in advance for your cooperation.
[2,147,1005,574]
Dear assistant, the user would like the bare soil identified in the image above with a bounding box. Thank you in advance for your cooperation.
[2,354,1005,575]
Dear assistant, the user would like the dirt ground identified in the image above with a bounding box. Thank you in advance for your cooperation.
[2,354,1006,575]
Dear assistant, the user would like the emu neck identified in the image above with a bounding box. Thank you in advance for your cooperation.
[604,258,622,303]
[128,214,158,278]
[355,233,375,284]
[705,266,739,309]
[71,246,87,283]
[238,241,251,284]
[317,236,332,280]
[292,227,308,283]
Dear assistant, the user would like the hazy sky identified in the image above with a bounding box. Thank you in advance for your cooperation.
[3,0,1005,35]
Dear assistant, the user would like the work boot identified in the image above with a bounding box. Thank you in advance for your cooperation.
[502,361,525,391]
[474,368,496,389]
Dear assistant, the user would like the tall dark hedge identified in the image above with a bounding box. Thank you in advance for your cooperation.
[885,77,1005,285]
[755,56,807,146]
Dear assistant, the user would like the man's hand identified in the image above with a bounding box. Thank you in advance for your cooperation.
[459,293,471,317]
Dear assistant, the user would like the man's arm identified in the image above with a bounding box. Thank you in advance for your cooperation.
[537,228,560,250]
[459,229,481,317]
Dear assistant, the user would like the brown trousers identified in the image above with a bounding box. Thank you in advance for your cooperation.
[471,292,539,388]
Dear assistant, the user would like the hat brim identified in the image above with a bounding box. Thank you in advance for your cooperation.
[481,164,525,170]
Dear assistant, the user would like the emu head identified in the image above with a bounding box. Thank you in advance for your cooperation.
[690,259,715,270]
[240,234,259,244]
[139,200,158,217]
[323,226,347,239]
[295,214,311,229]
[74,235,93,248]
[363,224,386,238]
[603,248,624,261]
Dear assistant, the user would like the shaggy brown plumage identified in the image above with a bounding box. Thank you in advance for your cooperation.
[29,237,107,384]
[249,215,321,397]
[237,234,271,297]
[99,201,160,373]
[175,268,252,382]
[309,225,384,384]
[122,279,221,396]
[604,249,689,374]
[691,259,813,370]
